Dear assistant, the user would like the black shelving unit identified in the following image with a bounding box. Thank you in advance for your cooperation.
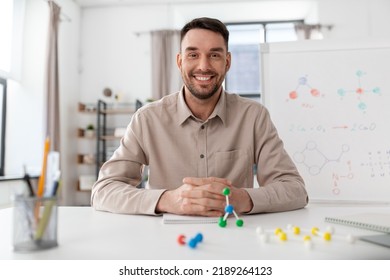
[95,99,142,178]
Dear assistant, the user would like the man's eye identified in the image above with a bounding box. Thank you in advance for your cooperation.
[188,53,198,58]
[210,53,220,58]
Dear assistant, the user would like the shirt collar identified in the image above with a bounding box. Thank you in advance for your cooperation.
[177,87,194,126]
[177,86,227,126]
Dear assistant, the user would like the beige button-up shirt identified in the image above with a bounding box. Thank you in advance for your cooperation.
[91,88,308,215]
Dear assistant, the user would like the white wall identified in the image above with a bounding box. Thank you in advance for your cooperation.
[79,5,172,103]
[79,1,321,103]
[3,0,390,207]
[318,0,390,39]
[79,0,390,103]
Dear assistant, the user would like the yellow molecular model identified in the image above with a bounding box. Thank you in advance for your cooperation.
[256,224,356,249]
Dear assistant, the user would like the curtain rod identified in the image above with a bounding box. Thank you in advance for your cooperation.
[134,31,149,37]
[134,29,180,37]
[44,0,72,22]
[295,23,334,31]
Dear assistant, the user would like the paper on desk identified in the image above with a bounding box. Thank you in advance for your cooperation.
[162,214,219,224]
[325,213,390,233]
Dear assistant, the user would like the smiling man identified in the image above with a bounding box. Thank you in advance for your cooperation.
[91,17,308,216]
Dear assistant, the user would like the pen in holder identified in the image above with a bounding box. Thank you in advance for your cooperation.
[12,195,58,252]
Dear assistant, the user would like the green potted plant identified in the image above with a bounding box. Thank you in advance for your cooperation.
[85,124,95,138]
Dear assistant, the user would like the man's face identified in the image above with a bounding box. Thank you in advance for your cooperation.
[177,28,231,100]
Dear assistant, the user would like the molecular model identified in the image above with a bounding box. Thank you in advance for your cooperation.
[218,188,244,227]
[177,232,203,249]
[256,224,356,249]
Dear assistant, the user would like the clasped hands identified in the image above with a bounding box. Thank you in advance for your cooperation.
[156,177,253,217]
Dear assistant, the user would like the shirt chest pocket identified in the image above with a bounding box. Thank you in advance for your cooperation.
[214,150,251,187]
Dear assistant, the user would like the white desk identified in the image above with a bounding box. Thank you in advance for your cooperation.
[0,203,389,260]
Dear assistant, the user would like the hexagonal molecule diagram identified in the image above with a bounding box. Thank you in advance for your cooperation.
[293,141,350,176]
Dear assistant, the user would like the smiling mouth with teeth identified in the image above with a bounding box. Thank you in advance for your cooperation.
[195,76,211,81]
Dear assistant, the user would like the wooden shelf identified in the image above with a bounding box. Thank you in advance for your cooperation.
[77,180,93,192]
[100,107,135,114]
[77,154,95,165]
[78,102,96,113]
[78,128,97,139]
[77,102,99,193]
[100,135,122,141]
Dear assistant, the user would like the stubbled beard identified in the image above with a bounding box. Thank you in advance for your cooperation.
[186,83,220,100]
[184,70,221,100]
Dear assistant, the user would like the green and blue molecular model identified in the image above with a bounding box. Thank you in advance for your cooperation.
[218,188,244,227]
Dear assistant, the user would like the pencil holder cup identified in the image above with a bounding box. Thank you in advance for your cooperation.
[12,195,58,252]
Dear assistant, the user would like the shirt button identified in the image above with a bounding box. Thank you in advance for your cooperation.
[200,154,204,159]
[201,125,205,129]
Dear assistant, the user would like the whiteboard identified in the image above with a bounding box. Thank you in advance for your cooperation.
[261,39,390,203]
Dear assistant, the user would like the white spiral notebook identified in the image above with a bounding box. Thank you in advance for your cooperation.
[325,213,390,233]
[359,234,390,248]
[162,214,219,224]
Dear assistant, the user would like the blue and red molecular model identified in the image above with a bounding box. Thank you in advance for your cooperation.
[218,188,244,228]
[177,233,203,249]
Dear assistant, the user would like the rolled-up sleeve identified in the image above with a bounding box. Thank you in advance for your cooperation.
[246,107,308,214]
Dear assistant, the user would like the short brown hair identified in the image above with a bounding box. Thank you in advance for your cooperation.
[180,17,229,50]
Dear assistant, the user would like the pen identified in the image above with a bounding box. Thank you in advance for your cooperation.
[23,165,35,197]
[19,196,35,239]
[35,171,60,242]
[34,199,56,241]
[51,170,61,197]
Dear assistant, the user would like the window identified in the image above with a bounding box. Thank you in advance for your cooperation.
[0,0,24,175]
[0,0,25,80]
[265,22,298,42]
[0,78,6,176]
[226,24,263,100]
[0,0,13,76]
[226,21,301,102]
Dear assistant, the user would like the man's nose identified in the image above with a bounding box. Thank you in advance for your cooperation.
[198,55,212,71]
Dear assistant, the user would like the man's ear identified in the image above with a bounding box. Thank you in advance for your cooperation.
[225,52,232,71]
[176,53,182,70]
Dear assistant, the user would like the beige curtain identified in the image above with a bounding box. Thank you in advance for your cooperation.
[294,23,333,40]
[45,1,61,151]
[151,30,182,100]
[294,23,318,39]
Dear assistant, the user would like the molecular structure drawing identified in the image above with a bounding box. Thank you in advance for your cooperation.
[337,70,381,112]
[332,160,354,195]
[293,141,350,175]
[287,75,322,107]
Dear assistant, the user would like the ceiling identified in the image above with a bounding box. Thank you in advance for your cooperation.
[74,0,273,8]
